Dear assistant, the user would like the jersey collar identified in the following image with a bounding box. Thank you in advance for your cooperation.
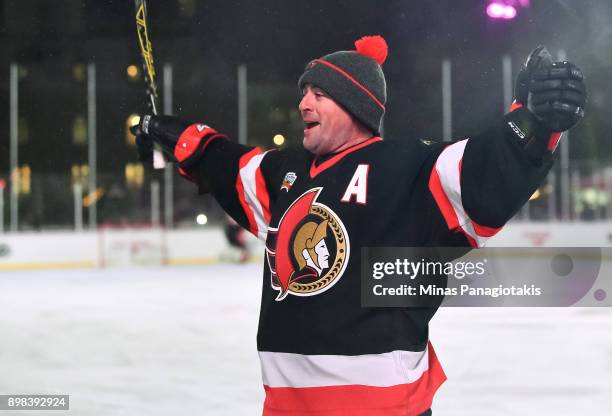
[309,136,383,179]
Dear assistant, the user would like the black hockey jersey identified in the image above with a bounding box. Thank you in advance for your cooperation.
[191,117,553,415]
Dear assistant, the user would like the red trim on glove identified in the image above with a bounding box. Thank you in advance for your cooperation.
[508,101,563,153]
[173,124,227,183]
[547,132,563,152]
[509,100,523,112]
[174,124,218,163]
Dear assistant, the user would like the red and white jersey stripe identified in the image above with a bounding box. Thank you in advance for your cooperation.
[259,342,446,415]
[429,139,502,247]
[236,148,272,241]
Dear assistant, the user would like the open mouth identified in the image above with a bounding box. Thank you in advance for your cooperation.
[304,122,320,130]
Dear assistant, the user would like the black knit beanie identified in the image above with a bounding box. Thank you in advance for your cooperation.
[298,35,388,136]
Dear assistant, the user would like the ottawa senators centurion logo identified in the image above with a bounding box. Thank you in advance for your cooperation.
[266,188,350,301]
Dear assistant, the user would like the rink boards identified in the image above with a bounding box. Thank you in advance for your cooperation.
[1,222,612,271]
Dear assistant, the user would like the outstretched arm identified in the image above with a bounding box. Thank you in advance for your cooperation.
[131,116,282,241]
[427,46,586,247]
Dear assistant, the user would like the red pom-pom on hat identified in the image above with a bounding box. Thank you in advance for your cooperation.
[354,35,388,65]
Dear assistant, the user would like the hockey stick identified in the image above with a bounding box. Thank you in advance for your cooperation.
[134,0,166,169]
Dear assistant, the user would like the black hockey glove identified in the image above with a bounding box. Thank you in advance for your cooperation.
[505,46,587,161]
[133,126,154,163]
[131,115,190,163]
[514,46,586,132]
[131,114,227,179]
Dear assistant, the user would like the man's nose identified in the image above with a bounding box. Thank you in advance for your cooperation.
[299,93,312,113]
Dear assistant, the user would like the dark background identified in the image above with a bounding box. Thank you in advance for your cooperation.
[0,0,610,226]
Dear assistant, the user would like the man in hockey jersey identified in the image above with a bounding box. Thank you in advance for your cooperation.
[132,36,586,415]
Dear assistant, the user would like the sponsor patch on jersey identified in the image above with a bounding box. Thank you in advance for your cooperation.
[265,188,350,301]
[280,172,297,192]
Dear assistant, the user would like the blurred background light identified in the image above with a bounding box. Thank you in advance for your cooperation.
[127,64,140,80]
[273,134,285,146]
[487,2,517,19]
[128,114,141,128]
[486,0,530,20]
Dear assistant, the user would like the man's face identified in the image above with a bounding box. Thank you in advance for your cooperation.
[299,84,356,155]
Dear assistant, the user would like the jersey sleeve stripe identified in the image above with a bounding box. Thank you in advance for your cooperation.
[255,164,272,225]
[428,163,461,230]
[471,221,502,238]
[429,139,502,247]
[236,148,271,241]
[260,342,445,415]
[236,169,259,238]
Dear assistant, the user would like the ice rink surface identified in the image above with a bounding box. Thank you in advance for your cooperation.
[0,263,611,416]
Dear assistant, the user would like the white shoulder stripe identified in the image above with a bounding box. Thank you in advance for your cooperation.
[435,139,488,247]
[239,152,269,241]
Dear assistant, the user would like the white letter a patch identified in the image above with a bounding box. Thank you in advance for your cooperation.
[341,164,369,205]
